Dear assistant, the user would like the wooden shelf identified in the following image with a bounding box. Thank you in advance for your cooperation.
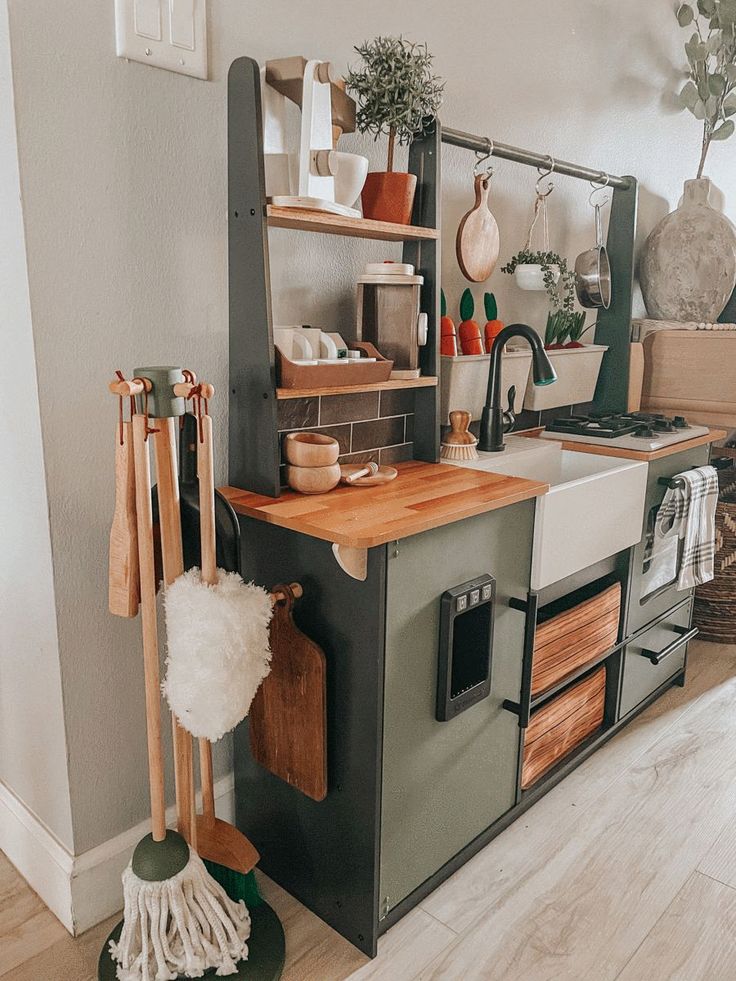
[267,205,439,242]
[276,376,438,400]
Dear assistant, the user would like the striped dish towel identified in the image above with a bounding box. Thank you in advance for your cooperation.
[655,466,718,590]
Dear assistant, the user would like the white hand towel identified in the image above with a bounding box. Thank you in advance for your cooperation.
[654,465,718,590]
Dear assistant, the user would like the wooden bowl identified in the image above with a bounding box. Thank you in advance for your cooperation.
[284,431,340,467]
[286,463,341,495]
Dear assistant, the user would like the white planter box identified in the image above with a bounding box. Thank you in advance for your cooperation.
[523,343,608,411]
[440,350,533,423]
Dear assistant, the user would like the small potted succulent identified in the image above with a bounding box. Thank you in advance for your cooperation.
[501,249,570,297]
[346,36,444,224]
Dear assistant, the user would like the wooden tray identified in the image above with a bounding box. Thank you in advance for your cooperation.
[276,341,393,390]
[521,667,606,790]
[532,583,621,697]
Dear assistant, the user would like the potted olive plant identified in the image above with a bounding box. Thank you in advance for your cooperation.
[346,36,444,224]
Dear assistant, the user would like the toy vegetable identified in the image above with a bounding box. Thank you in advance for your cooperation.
[483,293,504,352]
[440,289,457,356]
[458,288,483,355]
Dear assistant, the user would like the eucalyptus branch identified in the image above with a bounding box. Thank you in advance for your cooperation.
[675,1,736,178]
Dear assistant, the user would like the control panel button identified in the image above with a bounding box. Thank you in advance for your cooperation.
[456,595,468,613]
[469,589,481,606]
[482,584,493,601]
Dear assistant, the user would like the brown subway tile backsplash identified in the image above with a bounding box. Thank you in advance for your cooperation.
[352,416,405,453]
[320,391,380,425]
[277,396,319,431]
[380,443,414,464]
[379,388,415,417]
[339,449,380,466]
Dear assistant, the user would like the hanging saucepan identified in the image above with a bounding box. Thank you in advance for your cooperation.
[575,198,612,309]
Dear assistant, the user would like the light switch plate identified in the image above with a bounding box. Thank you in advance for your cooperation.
[114,0,208,80]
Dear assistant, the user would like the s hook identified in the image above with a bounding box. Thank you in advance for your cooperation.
[535,155,555,197]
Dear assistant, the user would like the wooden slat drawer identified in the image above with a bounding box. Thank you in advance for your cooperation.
[522,667,606,790]
[532,583,621,697]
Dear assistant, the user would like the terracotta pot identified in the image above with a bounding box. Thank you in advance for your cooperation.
[361,172,417,225]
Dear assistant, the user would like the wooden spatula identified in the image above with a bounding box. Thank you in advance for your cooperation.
[109,420,140,617]
[456,174,500,283]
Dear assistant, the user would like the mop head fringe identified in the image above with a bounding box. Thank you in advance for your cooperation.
[110,847,250,981]
[163,570,273,742]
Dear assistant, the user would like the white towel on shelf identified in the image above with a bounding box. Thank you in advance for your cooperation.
[654,466,718,590]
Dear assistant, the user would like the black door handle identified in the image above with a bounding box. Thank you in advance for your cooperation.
[639,625,698,665]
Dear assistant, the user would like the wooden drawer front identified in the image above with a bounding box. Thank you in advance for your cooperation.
[620,601,693,718]
[532,584,621,697]
[522,667,606,790]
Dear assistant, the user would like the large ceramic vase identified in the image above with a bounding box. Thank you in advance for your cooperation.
[640,178,736,322]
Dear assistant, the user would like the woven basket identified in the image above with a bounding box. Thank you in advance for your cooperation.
[693,468,736,643]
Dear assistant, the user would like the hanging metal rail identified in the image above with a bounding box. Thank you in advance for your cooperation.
[441,126,631,191]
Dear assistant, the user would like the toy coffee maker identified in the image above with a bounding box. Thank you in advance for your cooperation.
[356,262,428,379]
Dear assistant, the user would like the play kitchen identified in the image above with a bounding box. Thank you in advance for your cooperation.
[216,50,730,967]
[101,45,726,979]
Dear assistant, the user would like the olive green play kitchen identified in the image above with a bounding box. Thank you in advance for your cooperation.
[219,50,728,963]
[103,38,729,977]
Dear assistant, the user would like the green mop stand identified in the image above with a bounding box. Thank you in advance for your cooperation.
[99,366,285,980]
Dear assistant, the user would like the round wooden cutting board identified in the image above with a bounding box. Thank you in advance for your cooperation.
[456,175,500,282]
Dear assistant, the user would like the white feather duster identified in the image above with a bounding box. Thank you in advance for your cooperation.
[163,569,273,742]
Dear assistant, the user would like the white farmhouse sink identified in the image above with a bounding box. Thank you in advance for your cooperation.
[446,436,648,589]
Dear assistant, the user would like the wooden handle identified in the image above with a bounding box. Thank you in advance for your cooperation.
[132,415,166,841]
[173,381,215,400]
[109,421,140,617]
[199,738,216,828]
[474,174,490,208]
[109,378,151,397]
[447,410,477,445]
[272,582,303,604]
[197,414,217,587]
[153,418,196,848]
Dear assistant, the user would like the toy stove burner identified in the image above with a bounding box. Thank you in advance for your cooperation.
[540,411,708,451]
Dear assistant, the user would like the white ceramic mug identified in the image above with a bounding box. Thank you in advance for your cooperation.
[332,152,369,209]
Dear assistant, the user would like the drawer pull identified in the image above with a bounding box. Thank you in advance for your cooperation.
[639,625,698,665]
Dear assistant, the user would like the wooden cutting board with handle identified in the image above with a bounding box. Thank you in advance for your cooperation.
[249,583,327,802]
[456,175,500,282]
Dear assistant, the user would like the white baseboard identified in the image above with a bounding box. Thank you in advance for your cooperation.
[0,773,235,935]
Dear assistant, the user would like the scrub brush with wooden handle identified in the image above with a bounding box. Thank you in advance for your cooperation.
[441,410,479,461]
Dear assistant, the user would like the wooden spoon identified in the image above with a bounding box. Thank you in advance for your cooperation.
[456,175,500,283]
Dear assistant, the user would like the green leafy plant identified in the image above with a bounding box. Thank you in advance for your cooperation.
[675,1,736,177]
[501,249,576,315]
[545,310,590,349]
[346,36,444,172]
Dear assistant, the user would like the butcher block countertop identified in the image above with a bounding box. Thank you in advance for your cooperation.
[221,461,547,550]
[526,427,727,462]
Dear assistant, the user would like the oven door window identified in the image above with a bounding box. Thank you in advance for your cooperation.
[640,503,682,603]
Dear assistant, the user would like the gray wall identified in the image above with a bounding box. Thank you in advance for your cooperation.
[0,0,73,850]
[5,0,735,854]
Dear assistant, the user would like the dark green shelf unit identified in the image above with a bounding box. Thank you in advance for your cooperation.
[227,56,441,496]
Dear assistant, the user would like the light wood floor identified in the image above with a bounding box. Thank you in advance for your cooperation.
[3,639,736,980]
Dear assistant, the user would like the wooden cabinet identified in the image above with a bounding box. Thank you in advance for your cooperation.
[522,667,606,790]
[532,583,621,697]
